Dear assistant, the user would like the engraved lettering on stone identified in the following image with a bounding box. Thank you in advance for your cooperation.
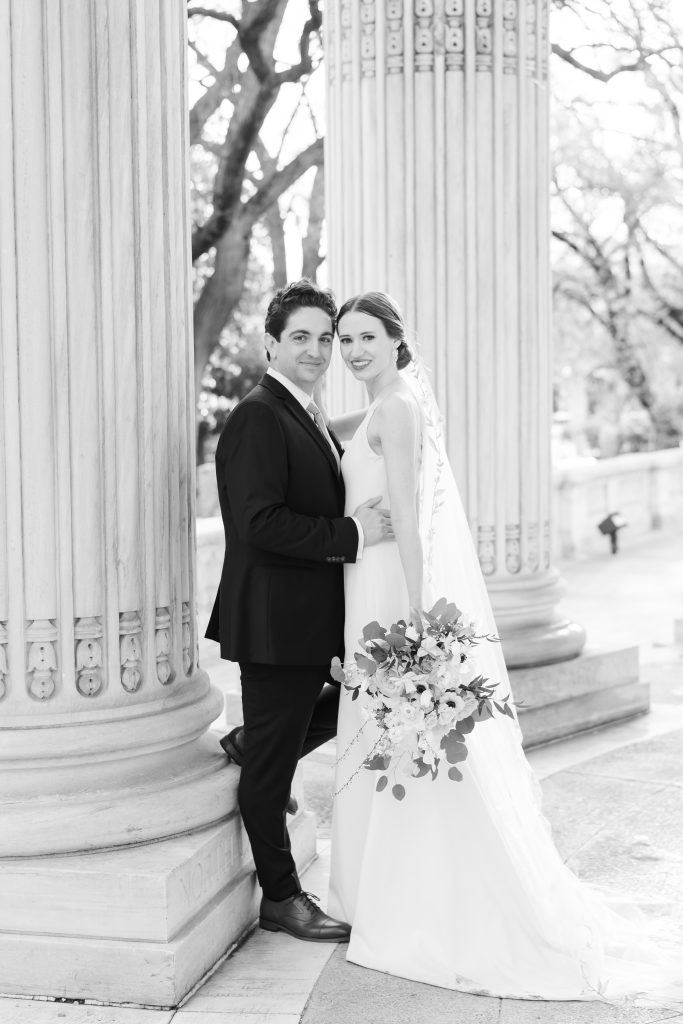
[445,0,465,71]
[386,0,404,74]
[477,526,496,575]
[503,0,517,74]
[119,611,143,692]
[414,0,435,73]
[155,606,174,685]
[182,601,193,676]
[360,0,376,77]
[505,524,522,574]
[74,616,104,697]
[341,0,353,81]
[475,0,493,71]
[0,622,7,700]
[26,619,57,700]
[178,832,239,905]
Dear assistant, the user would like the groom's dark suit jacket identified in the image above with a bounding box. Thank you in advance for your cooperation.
[205,373,359,666]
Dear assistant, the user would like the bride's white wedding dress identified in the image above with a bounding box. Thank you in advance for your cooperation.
[328,372,681,1003]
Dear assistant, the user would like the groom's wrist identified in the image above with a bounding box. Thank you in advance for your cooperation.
[351,517,364,561]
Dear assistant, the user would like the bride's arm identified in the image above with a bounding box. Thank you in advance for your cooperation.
[372,394,423,617]
[312,379,366,441]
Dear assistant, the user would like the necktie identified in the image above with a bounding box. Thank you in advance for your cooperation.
[307,401,340,472]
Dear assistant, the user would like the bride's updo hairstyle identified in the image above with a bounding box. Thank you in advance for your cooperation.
[337,291,414,370]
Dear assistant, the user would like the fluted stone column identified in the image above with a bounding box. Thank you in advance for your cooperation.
[325,0,587,669]
[0,0,315,1005]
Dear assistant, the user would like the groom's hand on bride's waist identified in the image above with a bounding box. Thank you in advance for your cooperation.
[353,496,393,547]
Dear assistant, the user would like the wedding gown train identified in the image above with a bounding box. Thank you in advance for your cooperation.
[328,382,682,1004]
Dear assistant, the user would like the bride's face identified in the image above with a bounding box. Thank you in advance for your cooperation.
[337,311,398,383]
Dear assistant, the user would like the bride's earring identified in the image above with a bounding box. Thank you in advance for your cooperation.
[394,347,399,364]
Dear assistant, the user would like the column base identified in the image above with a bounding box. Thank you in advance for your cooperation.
[487,569,587,669]
[0,798,317,1007]
[512,644,647,748]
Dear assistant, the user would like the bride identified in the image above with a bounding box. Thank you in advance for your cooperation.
[322,290,680,1003]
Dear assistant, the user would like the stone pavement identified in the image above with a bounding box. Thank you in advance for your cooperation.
[0,531,681,1024]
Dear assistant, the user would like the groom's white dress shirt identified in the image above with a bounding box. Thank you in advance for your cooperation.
[266,367,364,559]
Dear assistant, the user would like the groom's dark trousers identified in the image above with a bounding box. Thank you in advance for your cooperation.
[205,373,359,901]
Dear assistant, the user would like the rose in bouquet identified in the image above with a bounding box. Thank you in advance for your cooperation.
[332,597,515,801]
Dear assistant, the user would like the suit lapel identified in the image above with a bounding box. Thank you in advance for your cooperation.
[260,374,341,480]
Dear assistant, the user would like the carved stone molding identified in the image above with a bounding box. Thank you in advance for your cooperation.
[475,0,493,71]
[539,0,548,80]
[505,524,522,574]
[119,611,143,693]
[445,0,465,71]
[25,619,58,701]
[74,617,104,697]
[414,0,435,73]
[386,0,404,74]
[326,2,336,85]
[503,0,518,74]
[477,526,496,576]
[182,602,193,677]
[525,0,537,77]
[0,623,7,700]
[543,519,551,568]
[360,0,376,78]
[155,606,174,685]
[526,521,540,572]
[341,0,353,81]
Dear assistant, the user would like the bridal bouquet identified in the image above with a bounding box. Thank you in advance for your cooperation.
[331,598,515,800]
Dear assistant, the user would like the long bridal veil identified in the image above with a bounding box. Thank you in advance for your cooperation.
[401,357,682,1004]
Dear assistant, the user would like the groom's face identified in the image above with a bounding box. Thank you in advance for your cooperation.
[265,307,334,394]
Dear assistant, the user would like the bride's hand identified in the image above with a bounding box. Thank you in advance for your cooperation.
[409,605,425,634]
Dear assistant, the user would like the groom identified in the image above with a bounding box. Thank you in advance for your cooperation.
[206,279,391,942]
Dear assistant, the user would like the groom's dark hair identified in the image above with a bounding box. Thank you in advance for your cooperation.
[264,279,337,360]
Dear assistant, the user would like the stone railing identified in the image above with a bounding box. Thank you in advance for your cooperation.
[552,446,683,560]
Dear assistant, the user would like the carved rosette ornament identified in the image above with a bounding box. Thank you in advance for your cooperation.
[445,0,465,71]
[505,525,522,574]
[25,619,58,701]
[0,623,7,700]
[74,617,104,697]
[386,0,404,74]
[360,0,376,78]
[414,0,435,73]
[155,606,174,685]
[477,526,496,576]
[341,0,353,81]
[119,611,143,693]
[475,0,493,71]
[503,0,518,74]
[182,602,193,676]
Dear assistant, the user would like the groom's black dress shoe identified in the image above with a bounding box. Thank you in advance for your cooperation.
[220,726,299,816]
[260,891,351,943]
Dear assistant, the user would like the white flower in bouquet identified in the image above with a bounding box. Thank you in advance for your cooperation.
[419,688,434,709]
[417,635,440,659]
[437,703,459,726]
[456,695,480,721]
[400,702,425,730]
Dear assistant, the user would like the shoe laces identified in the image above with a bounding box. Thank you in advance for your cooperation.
[296,891,321,912]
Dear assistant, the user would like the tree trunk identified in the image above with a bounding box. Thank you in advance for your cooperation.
[264,202,287,288]
[301,164,324,282]
[193,216,252,417]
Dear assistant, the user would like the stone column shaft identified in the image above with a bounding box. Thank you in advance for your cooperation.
[0,0,226,854]
[325,0,585,668]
